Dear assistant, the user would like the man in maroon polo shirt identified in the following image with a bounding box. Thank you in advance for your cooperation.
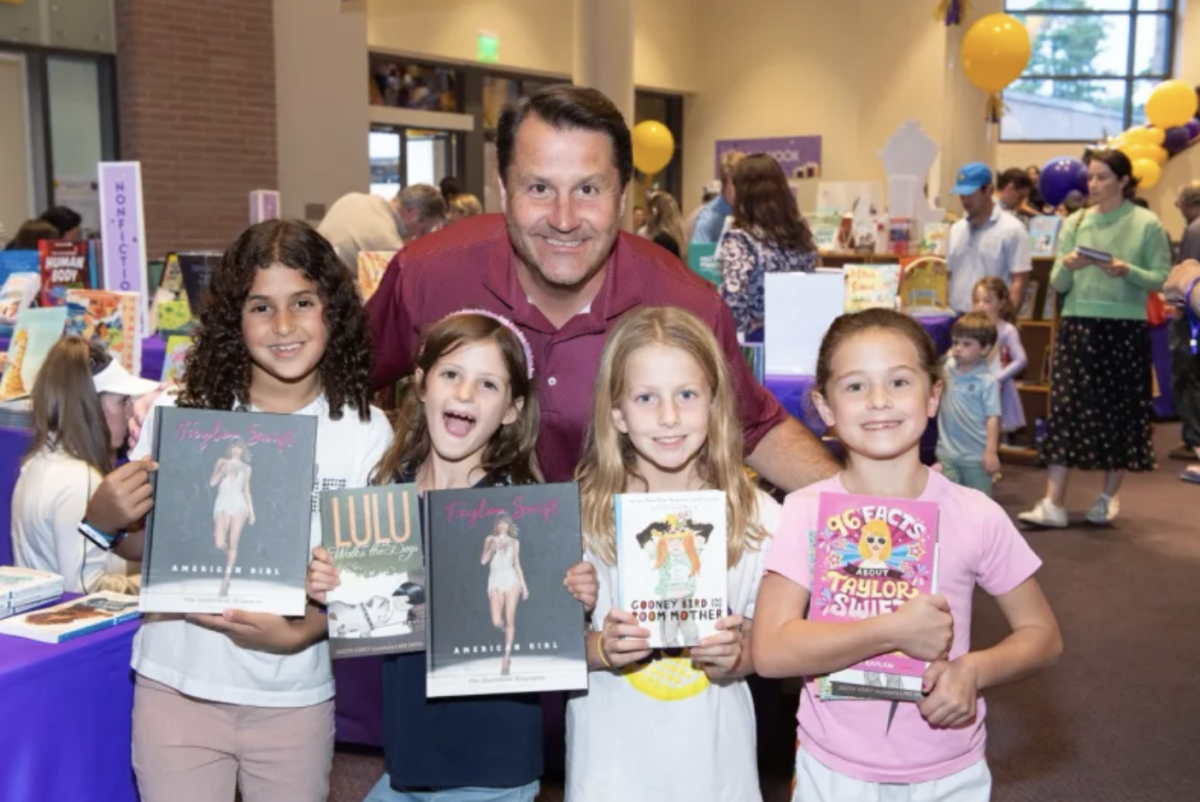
[368,85,838,489]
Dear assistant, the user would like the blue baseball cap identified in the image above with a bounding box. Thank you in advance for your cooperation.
[950,162,994,195]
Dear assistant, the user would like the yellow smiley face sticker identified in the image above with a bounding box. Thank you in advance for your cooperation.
[622,652,711,701]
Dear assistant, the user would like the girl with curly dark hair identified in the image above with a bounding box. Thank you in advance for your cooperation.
[82,219,394,802]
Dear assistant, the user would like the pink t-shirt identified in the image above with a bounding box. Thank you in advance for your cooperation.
[764,469,1042,784]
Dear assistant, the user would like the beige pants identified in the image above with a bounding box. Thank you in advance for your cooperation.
[132,676,335,802]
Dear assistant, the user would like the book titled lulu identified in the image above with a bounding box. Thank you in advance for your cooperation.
[810,492,940,702]
[615,490,728,649]
[321,484,425,659]
[425,483,587,698]
[140,407,318,616]
[0,592,140,643]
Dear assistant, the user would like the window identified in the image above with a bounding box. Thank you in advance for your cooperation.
[1001,0,1178,142]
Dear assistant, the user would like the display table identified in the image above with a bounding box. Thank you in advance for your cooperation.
[0,334,168,384]
[0,598,140,802]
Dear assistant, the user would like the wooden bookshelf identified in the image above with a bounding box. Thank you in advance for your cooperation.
[1004,256,1058,463]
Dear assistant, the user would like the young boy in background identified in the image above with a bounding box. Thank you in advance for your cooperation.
[938,312,1002,496]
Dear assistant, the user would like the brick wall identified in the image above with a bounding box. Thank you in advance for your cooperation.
[115,0,277,257]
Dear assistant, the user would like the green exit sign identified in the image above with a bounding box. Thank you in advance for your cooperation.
[477,32,499,63]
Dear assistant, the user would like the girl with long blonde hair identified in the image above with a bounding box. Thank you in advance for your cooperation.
[566,306,781,802]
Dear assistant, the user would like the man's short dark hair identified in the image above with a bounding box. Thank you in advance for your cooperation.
[496,85,633,189]
[39,205,82,236]
[439,176,461,202]
[997,168,1032,192]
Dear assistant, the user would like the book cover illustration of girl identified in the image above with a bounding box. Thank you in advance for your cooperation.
[481,512,528,675]
[210,437,255,597]
[635,511,714,647]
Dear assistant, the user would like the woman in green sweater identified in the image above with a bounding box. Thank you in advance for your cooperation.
[1020,149,1170,528]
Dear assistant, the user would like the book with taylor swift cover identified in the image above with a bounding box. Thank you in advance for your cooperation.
[424,483,587,698]
[139,407,317,616]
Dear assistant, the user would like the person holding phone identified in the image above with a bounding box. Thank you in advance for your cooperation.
[1019,149,1171,528]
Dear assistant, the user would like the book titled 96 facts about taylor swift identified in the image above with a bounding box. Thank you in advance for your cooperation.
[320,483,425,659]
[139,407,317,616]
[424,483,587,698]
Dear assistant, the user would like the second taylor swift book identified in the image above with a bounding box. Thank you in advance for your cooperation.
[424,483,587,698]
[139,407,318,616]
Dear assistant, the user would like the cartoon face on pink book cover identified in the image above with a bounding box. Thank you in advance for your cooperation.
[810,493,939,682]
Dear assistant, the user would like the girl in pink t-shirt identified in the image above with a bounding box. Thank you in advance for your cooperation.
[752,308,1062,801]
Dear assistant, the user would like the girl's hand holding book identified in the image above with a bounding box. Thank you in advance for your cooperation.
[893,594,953,662]
[917,657,980,729]
[186,609,312,654]
[599,609,652,669]
[306,546,339,605]
[1063,251,1091,271]
[86,456,158,534]
[563,561,599,612]
[690,613,745,680]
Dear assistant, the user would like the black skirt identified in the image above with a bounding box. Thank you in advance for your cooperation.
[1039,316,1155,472]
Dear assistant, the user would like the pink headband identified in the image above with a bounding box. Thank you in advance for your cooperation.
[441,308,535,380]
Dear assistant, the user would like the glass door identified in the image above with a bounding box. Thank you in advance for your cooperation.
[369,125,459,198]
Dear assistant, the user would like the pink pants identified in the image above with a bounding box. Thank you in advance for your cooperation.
[132,676,335,802]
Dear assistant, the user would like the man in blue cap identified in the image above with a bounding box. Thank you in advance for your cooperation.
[946,162,1031,314]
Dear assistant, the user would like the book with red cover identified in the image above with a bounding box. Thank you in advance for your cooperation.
[38,240,92,307]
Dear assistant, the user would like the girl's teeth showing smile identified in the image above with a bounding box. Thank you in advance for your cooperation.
[270,343,302,358]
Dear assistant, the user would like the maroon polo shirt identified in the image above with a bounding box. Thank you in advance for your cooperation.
[367,213,788,482]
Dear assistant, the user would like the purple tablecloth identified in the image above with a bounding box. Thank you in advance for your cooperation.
[0,335,167,384]
[1151,321,1174,420]
[0,426,31,567]
[0,598,140,802]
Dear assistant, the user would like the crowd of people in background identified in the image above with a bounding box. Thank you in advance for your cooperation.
[6,78,1200,802]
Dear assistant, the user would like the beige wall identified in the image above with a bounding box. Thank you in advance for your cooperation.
[274,0,370,222]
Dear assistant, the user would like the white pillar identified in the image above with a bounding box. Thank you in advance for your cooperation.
[573,0,635,126]
[939,0,1004,199]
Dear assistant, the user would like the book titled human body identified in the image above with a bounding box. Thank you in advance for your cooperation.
[140,407,318,616]
[38,240,92,307]
[810,493,940,702]
[321,484,425,658]
[614,490,728,649]
[0,591,139,643]
[64,289,141,376]
[425,483,587,698]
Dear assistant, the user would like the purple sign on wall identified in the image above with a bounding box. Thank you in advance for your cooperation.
[98,161,148,336]
[714,136,823,181]
[250,190,281,224]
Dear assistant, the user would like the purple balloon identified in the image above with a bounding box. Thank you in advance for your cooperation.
[1186,118,1200,141]
[1040,157,1089,208]
[1165,126,1190,155]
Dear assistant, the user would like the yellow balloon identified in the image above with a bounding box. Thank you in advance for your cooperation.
[1121,142,1168,166]
[631,120,675,175]
[961,13,1032,94]
[1123,126,1165,147]
[1133,158,1162,190]
[1146,80,1199,129]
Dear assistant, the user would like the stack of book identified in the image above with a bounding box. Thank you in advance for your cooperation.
[0,396,33,429]
[0,591,139,643]
[0,566,64,619]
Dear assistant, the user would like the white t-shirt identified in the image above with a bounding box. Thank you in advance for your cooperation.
[129,392,393,707]
[946,205,1032,314]
[565,489,781,802]
[11,448,137,593]
[316,192,405,270]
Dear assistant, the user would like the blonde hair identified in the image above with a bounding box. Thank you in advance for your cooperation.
[645,192,688,260]
[858,518,893,562]
[449,193,483,220]
[576,306,765,566]
[720,150,746,184]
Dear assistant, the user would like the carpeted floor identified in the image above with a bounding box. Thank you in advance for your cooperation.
[330,423,1200,802]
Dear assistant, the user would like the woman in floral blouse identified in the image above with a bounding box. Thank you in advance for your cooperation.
[717,154,817,340]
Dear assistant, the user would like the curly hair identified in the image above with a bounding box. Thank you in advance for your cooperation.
[177,220,372,421]
[372,312,540,485]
